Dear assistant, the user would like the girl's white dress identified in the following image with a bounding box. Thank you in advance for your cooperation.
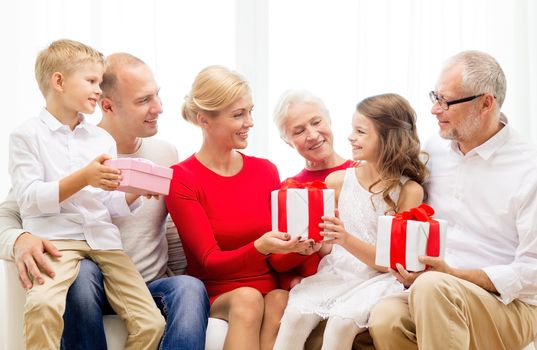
[286,168,404,327]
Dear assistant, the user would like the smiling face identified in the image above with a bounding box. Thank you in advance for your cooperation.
[112,63,163,138]
[348,111,380,163]
[204,93,254,150]
[283,102,334,163]
[432,65,482,143]
[61,61,104,115]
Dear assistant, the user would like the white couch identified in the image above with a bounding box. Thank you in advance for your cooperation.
[1,223,535,350]
[0,217,229,350]
[0,259,228,350]
[3,256,535,350]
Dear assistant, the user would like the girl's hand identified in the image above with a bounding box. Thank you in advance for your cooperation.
[319,209,350,246]
[254,231,315,255]
[318,242,333,257]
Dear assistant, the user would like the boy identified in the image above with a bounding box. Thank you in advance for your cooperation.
[8,39,165,350]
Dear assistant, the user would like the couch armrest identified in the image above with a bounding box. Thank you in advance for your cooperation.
[0,259,26,350]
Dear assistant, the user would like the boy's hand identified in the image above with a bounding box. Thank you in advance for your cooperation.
[83,154,122,190]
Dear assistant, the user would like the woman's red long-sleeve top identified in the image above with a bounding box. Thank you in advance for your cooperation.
[165,153,281,302]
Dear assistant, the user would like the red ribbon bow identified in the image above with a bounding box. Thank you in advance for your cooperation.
[390,204,441,270]
[280,178,328,190]
[277,178,327,241]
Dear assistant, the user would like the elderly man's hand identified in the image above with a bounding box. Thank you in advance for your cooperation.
[389,263,423,288]
[418,255,454,274]
[389,256,453,288]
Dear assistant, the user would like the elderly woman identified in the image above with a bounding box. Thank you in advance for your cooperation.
[274,89,354,182]
[269,89,355,291]
[165,66,315,350]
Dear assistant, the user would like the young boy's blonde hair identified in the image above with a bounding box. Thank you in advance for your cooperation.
[35,39,105,97]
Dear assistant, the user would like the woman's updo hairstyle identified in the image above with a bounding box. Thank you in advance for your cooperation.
[182,65,250,125]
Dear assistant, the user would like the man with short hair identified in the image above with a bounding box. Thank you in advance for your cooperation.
[369,50,537,350]
[0,52,210,350]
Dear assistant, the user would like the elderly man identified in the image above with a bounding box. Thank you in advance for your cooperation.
[369,51,537,350]
[0,53,210,350]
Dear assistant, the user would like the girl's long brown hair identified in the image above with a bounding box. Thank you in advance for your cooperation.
[356,93,429,213]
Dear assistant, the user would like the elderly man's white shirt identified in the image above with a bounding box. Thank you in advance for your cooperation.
[425,120,537,305]
[8,108,139,250]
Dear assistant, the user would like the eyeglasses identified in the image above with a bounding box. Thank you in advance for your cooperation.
[429,91,485,110]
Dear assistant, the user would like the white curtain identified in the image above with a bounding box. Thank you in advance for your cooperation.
[1,0,536,195]
[266,0,537,179]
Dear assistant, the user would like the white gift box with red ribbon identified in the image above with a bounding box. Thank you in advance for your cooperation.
[271,179,335,241]
[375,204,447,272]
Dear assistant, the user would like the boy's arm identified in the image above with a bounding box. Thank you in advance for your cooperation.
[59,154,122,202]
[9,128,122,212]
[9,131,60,215]
[0,189,61,289]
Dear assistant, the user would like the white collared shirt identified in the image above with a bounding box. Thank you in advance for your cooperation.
[425,117,537,305]
[8,108,138,250]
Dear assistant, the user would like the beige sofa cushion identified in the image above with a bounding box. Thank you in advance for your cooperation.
[165,216,187,276]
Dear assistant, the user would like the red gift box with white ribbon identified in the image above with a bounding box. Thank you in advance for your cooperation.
[375,204,447,272]
[271,179,335,242]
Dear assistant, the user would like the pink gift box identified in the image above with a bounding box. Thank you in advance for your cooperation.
[104,158,173,195]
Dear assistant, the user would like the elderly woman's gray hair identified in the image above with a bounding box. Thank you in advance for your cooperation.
[272,89,330,141]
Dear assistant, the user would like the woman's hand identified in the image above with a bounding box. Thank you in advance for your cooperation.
[298,240,322,256]
[254,231,317,255]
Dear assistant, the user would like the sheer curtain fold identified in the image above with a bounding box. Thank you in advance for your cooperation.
[267,0,537,179]
[1,0,535,195]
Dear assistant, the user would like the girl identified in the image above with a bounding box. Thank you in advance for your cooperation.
[273,93,429,349]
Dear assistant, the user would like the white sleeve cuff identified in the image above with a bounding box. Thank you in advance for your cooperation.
[482,265,522,304]
[0,229,26,260]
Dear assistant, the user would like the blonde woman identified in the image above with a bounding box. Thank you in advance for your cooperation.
[165,66,314,350]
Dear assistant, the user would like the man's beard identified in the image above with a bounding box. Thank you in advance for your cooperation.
[440,108,480,142]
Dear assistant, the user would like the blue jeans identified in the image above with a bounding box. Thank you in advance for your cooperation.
[61,259,209,350]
